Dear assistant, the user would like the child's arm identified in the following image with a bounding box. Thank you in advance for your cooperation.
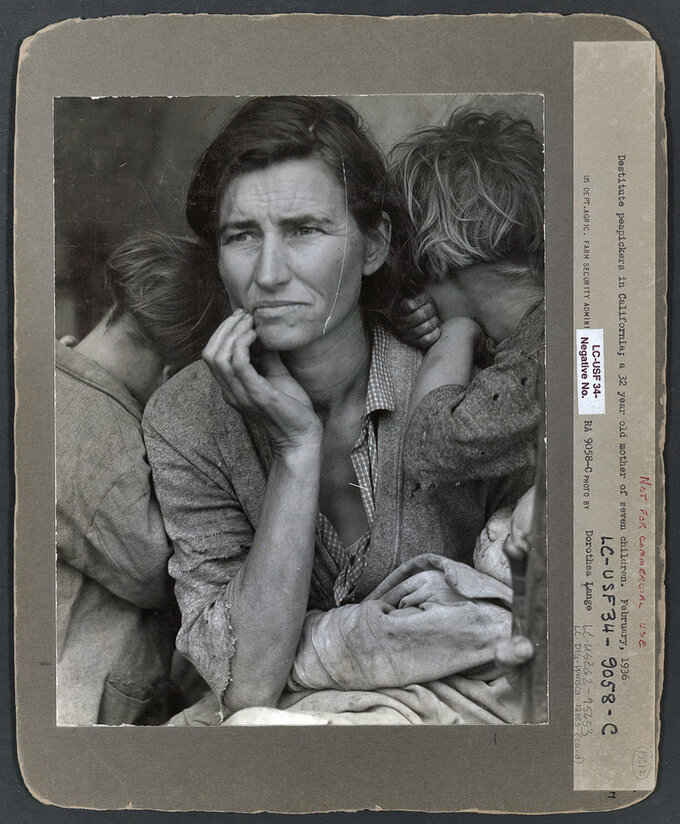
[404,327,543,484]
[408,316,484,414]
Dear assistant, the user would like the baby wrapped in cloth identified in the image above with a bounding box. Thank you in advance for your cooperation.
[169,533,520,726]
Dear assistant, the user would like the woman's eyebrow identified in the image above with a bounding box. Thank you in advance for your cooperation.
[218,213,338,237]
[218,218,257,235]
[280,213,335,227]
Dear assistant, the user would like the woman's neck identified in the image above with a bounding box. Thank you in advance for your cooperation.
[281,308,371,418]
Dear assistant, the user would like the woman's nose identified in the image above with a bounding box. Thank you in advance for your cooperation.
[253,235,292,290]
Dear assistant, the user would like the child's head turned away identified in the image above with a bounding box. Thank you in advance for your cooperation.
[391,108,544,299]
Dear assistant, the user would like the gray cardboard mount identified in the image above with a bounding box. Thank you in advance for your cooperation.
[13,13,666,813]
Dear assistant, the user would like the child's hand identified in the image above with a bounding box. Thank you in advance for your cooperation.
[393,294,441,350]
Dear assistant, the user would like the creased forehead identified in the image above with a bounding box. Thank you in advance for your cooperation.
[218,156,349,224]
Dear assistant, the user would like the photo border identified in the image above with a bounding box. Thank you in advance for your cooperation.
[11,10,667,816]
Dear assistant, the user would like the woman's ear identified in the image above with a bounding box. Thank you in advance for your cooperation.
[362,212,392,277]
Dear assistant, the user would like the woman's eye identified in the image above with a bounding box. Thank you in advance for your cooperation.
[294,226,321,237]
[223,232,254,245]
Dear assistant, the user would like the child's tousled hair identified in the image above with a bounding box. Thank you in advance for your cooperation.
[390,108,544,294]
[105,230,227,372]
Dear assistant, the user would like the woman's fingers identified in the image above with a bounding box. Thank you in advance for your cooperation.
[259,349,290,379]
[384,570,440,606]
[204,312,253,372]
[233,348,283,408]
[202,310,320,447]
[202,307,248,360]
[202,311,259,406]
[231,327,258,370]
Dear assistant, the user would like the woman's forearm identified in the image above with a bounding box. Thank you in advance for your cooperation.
[220,441,321,713]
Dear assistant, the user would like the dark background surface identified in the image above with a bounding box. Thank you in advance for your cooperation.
[3,1,678,822]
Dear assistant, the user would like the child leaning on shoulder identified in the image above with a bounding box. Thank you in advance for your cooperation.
[390,108,545,583]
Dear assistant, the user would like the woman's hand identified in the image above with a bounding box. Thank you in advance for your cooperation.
[200,308,324,711]
[393,293,441,350]
[380,569,460,609]
[202,309,322,453]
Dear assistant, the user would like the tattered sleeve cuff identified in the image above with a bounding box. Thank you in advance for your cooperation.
[175,584,237,709]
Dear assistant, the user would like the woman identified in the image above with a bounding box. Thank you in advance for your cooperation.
[144,97,528,724]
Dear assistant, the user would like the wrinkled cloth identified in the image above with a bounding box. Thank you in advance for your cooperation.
[169,680,518,726]
[239,674,520,725]
[56,342,176,725]
[144,326,526,702]
[289,554,512,691]
[404,299,544,487]
[166,554,518,727]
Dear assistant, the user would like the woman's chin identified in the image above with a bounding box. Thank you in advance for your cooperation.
[255,324,317,352]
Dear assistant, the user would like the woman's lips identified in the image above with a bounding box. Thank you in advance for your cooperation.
[252,302,306,318]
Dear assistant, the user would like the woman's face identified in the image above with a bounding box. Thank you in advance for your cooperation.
[217,155,388,351]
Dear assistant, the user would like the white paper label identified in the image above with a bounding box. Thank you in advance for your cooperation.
[576,329,605,415]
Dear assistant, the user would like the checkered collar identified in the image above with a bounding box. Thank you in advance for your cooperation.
[364,322,396,418]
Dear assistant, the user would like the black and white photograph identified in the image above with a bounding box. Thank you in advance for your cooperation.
[53,92,547,728]
[11,10,668,814]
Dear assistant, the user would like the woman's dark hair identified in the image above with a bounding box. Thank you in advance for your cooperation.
[186,96,402,320]
[105,230,227,372]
